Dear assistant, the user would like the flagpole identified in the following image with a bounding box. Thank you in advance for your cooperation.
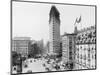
[80,15,82,30]
[81,15,82,29]
[81,20,82,30]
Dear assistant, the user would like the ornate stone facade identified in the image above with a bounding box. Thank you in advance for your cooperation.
[75,26,96,69]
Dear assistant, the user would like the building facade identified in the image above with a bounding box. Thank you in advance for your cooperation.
[62,33,76,67]
[49,6,61,56]
[75,26,96,69]
[36,39,44,56]
[12,37,31,57]
[44,41,50,55]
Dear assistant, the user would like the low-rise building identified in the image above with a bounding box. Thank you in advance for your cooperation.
[12,37,31,57]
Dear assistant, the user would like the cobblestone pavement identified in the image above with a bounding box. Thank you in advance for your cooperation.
[22,58,73,73]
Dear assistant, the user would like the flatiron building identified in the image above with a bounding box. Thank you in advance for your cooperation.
[49,6,61,56]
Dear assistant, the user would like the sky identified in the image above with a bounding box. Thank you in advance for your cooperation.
[12,1,95,44]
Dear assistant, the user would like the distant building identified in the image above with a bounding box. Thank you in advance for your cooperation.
[75,26,96,69]
[44,41,50,55]
[49,5,61,57]
[62,33,76,65]
[12,37,31,57]
[36,39,44,56]
[28,40,36,57]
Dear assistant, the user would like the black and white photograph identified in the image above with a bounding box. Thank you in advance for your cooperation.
[11,0,96,74]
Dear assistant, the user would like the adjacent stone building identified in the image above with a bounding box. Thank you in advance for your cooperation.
[75,26,96,69]
[62,33,76,68]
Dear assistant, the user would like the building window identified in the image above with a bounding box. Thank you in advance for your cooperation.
[69,56,72,60]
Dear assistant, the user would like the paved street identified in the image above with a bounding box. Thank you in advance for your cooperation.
[22,58,46,73]
[21,57,73,73]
